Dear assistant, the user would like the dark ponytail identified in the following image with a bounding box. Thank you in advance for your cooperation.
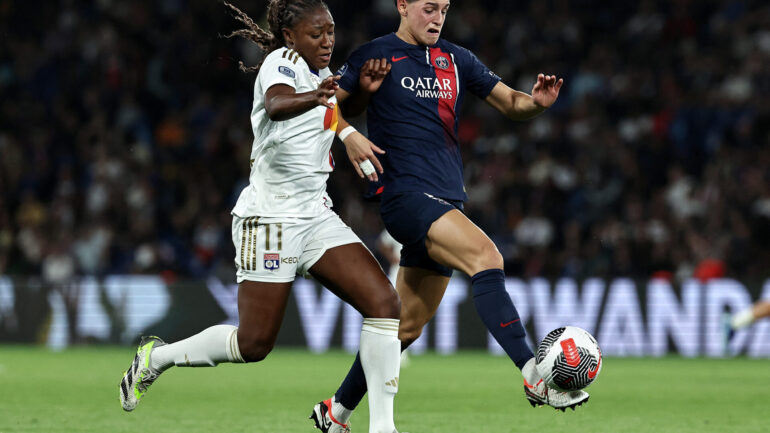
[222,0,329,73]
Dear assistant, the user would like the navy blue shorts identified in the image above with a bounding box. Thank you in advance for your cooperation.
[380,192,464,277]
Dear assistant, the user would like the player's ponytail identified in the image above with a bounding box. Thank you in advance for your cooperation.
[222,0,329,74]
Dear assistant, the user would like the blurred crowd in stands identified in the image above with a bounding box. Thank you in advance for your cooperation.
[1,0,769,284]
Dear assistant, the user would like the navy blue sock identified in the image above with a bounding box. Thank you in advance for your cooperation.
[471,269,534,369]
[334,353,367,410]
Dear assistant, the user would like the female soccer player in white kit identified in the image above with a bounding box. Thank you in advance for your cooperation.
[119,2,401,432]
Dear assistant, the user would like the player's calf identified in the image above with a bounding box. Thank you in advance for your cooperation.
[237,335,275,363]
[397,314,426,349]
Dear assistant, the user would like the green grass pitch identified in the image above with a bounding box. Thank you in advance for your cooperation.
[0,346,767,432]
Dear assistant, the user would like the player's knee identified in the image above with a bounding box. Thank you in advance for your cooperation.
[362,284,401,319]
[238,335,275,363]
[469,243,504,274]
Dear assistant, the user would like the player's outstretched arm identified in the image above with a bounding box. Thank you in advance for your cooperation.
[340,58,391,117]
[336,114,385,182]
[264,75,340,121]
[485,74,564,121]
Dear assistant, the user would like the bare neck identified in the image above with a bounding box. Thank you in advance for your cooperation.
[395,22,418,45]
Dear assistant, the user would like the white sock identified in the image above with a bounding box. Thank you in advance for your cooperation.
[332,395,353,424]
[732,310,755,330]
[150,325,244,372]
[360,318,400,433]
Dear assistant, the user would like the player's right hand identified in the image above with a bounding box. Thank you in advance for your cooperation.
[359,58,391,94]
[315,75,341,108]
[342,132,385,182]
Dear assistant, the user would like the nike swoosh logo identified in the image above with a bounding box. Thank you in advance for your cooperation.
[391,56,408,62]
[587,356,602,379]
[523,378,542,389]
[500,319,520,327]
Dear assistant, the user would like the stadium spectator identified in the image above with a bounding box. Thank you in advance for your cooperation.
[1,0,769,282]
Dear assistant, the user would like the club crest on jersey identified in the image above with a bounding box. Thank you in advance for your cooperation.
[434,56,450,69]
[278,66,295,79]
[264,253,280,271]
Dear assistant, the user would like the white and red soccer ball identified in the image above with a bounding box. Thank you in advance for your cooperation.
[535,326,602,391]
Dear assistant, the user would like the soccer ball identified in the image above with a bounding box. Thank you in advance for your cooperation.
[535,326,602,392]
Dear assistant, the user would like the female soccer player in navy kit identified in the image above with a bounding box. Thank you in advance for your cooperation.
[309,1,587,431]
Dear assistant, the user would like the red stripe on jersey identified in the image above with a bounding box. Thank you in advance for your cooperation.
[323,104,338,131]
[429,47,457,141]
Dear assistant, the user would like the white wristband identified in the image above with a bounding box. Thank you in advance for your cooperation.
[338,126,357,142]
[359,160,376,176]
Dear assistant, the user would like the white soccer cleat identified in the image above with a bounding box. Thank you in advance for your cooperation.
[524,376,589,411]
[522,358,589,411]
[119,335,166,411]
[309,399,351,433]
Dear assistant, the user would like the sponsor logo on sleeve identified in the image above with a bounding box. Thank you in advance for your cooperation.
[278,66,296,79]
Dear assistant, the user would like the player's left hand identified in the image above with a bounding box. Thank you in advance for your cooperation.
[316,75,341,108]
[342,131,385,182]
[531,74,564,108]
[359,58,392,94]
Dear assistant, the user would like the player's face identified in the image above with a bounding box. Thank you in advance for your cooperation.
[284,7,335,71]
[401,0,450,46]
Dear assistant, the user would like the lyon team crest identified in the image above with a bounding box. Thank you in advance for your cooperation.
[264,253,280,270]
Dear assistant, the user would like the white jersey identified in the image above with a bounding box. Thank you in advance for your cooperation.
[232,47,339,218]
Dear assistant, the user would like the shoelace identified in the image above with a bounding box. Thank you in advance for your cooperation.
[137,368,158,393]
[530,380,548,399]
[531,380,574,404]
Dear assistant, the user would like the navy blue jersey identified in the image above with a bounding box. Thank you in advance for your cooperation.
[337,33,501,201]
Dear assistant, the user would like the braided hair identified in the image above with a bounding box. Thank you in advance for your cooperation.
[223,0,330,73]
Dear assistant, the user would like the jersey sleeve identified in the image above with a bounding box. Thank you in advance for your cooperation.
[336,44,371,93]
[259,51,300,92]
[459,47,501,99]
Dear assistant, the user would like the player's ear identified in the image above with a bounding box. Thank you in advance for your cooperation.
[283,27,295,48]
[396,0,408,17]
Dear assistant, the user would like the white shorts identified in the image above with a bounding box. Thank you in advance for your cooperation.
[231,208,361,283]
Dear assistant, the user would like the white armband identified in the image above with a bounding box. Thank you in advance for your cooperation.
[338,126,357,142]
